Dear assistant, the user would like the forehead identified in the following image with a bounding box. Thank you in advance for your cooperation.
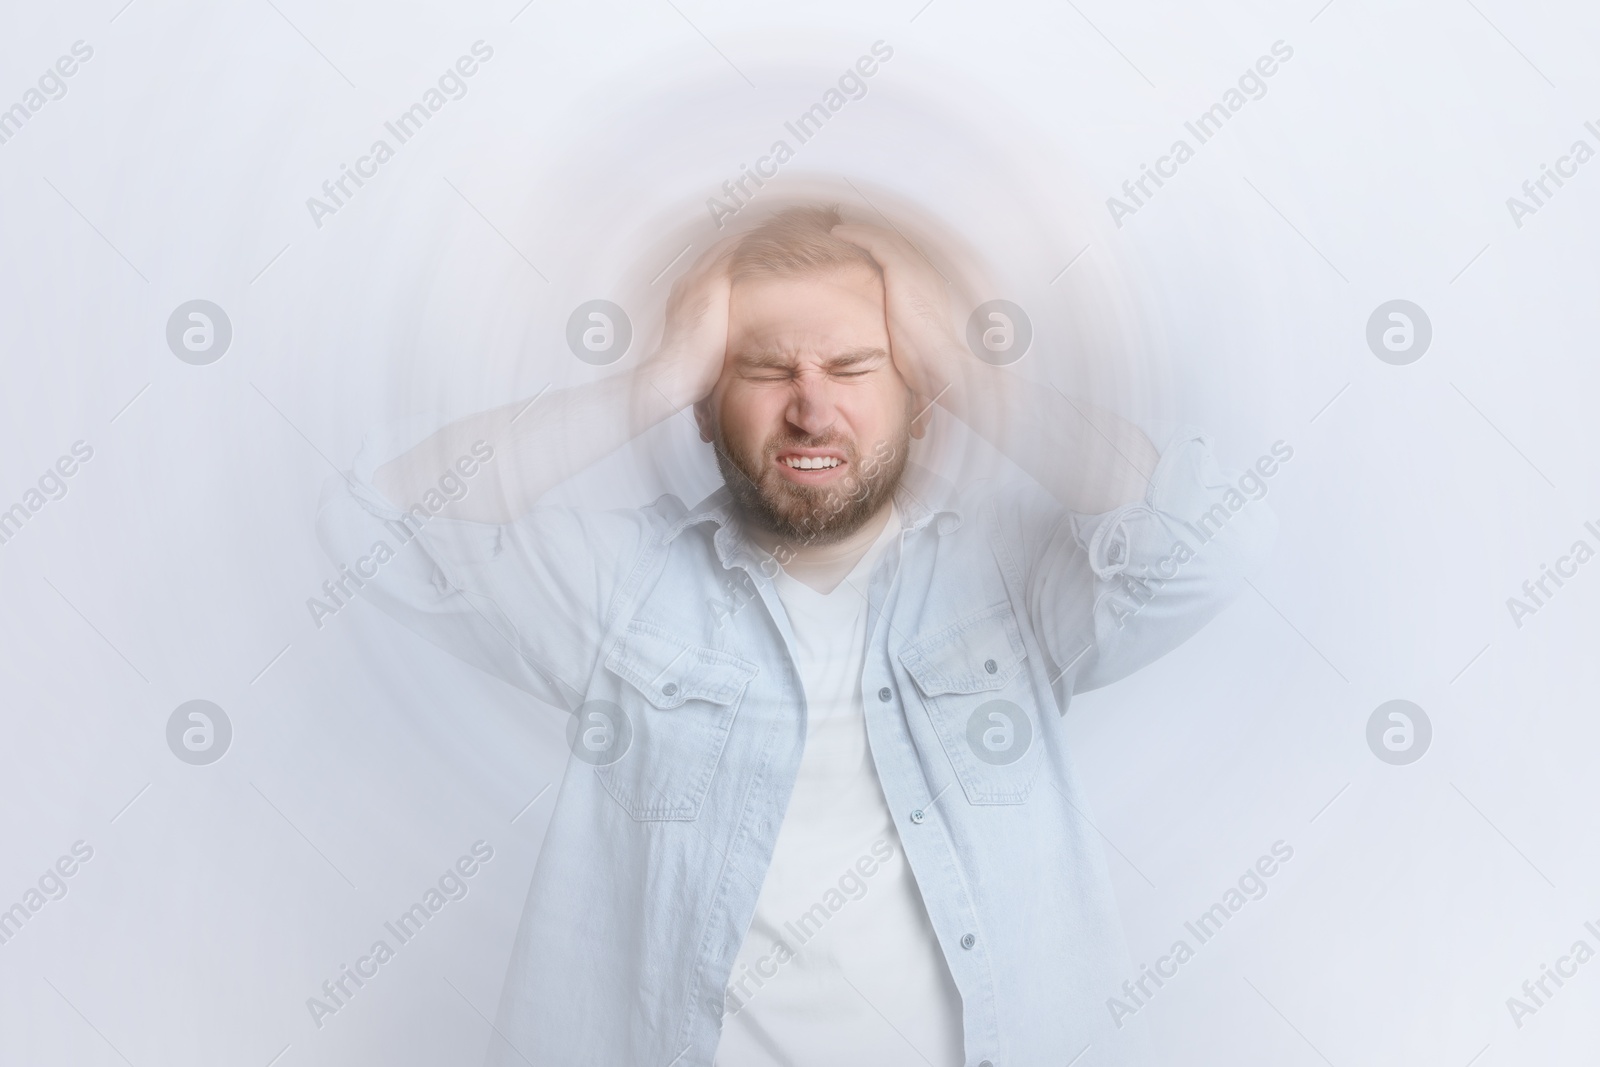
[726,267,886,357]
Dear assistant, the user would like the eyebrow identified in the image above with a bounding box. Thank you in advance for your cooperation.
[733,347,890,372]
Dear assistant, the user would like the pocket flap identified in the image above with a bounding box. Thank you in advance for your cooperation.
[604,621,757,709]
[899,602,1027,696]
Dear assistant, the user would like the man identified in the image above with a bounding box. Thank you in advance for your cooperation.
[318,205,1274,1065]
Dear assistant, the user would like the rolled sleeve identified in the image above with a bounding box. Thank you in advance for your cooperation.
[1002,430,1278,694]
[313,421,648,711]
[1070,430,1278,690]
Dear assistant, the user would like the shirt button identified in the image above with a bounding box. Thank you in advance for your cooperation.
[909,809,925,824]
[961,933,976,949]
[662,682,679,697]
[877,686,892,702]
[978,1060,994,1067]
[983,658,997,674]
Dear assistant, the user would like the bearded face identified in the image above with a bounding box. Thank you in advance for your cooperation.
[694,266,916,547]
[713,420,908,546]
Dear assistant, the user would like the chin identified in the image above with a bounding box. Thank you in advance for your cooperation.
[715,441,904,549]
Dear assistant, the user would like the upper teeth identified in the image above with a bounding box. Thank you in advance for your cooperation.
[785,456,840,470]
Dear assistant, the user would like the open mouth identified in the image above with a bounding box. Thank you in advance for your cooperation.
[773,449,848,482]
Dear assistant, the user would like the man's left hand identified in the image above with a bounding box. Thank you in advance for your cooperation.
[832,223,964,416]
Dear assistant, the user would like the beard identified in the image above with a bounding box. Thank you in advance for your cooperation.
[713,421,910,548]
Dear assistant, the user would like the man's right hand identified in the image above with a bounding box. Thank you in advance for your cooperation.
[646,236,739,408]
[377,237,741,524]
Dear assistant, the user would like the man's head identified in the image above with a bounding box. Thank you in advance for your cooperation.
[693,206,915,546]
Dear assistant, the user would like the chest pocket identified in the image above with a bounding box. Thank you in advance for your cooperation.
[596,619,758,821]
[899,602,1041,804]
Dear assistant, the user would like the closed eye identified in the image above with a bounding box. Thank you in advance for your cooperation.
[734,348,888,380]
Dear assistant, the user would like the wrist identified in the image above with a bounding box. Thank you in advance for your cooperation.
[921,342,966,404]
[632,354,709,433]
[640,352,698,409]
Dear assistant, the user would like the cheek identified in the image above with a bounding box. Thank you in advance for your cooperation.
[842,384,909,442]
[716,386,778,453]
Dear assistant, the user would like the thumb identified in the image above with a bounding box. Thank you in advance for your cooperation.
[831,223,915,271]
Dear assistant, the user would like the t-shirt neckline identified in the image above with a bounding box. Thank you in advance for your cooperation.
[773,506,902,608]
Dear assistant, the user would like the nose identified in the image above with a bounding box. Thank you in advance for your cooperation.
[785,372,837,438]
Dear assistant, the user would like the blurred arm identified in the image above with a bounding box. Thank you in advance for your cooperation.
[831,222,1156,514]
[941,359,1158,515]
[371,365,695,524]
[373,237,738,522]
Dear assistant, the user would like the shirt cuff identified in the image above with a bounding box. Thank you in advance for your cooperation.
[1071,428,1238,579]
[332,413,448,521]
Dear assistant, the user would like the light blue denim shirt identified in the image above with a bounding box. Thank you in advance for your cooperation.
[316,427,1276,1067]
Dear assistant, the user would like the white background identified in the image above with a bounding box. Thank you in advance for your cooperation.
[1,0,1597,1064]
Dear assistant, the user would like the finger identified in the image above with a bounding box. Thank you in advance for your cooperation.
[668,234,742,298]
[662,236,736,303]
[830,223,919,271]
[689,233,743,279]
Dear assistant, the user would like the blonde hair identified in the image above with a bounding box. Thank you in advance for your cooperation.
[728,205,880,281]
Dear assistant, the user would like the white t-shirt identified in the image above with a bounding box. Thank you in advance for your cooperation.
[715,510,965,1067]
